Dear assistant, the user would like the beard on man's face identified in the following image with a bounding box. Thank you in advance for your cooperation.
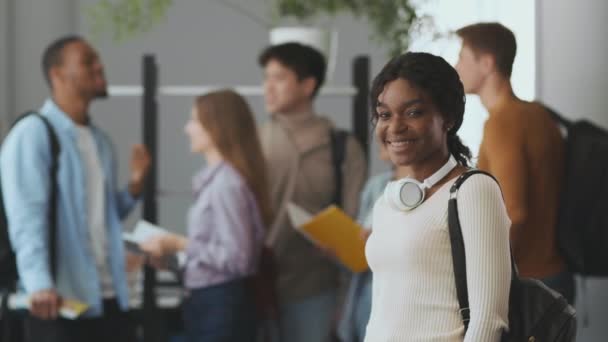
[93,75,109,99]
[86,77,108,99]
[94,87,109,99]
[77,85,108,100]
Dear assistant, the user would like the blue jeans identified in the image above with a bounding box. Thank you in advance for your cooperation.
[279,290,337,342]
[338,272,372,342]
[352,276,372,341]
[542,271,575,305]
[182,279,256,342]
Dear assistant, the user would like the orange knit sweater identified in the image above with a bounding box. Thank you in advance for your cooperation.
[477,96,565,278]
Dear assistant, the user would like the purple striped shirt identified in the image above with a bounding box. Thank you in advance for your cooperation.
[184,161,265,289]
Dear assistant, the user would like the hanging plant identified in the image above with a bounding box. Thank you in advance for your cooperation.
[87,0,174,41]
[87,0,427,56]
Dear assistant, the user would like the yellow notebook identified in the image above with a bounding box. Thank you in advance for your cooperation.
[287,203,368,273]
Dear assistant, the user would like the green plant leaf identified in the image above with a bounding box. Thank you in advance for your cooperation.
[85,0,427,56]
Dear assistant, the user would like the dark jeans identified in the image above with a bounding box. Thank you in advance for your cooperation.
[24,299,136,342]
[0,311,26,342]
[183,278,256,342]
[542,271,576,305]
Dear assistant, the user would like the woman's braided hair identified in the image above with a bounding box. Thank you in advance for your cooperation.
[370,52,472,166]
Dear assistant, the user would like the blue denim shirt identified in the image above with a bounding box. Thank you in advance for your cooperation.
[0,99,137,316]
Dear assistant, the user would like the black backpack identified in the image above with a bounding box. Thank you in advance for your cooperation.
[449,170,577,341]
[545,106,608,276]
[0,111,60,290]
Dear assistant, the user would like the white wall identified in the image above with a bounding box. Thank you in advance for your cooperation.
[0,0,80,132]
[537,0,608,128]
[11,0,80,117]
[0,0,11,135]
[537,0,608,340]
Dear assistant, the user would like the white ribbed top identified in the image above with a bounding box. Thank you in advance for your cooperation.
[365,174,511,342]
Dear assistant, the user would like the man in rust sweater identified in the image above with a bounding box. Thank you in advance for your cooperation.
[455,23,574,303]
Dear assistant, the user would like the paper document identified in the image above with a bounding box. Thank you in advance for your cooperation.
[287,203,369,273]
[123,220,186,274]
[123,220,173,244]
[7,294,89,319]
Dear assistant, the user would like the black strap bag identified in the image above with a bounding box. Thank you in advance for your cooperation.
[448,170,576,341]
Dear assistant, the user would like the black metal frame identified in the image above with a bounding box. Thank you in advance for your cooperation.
[352,56,370,160]
[138,54,370,341]
[141,55,164,342]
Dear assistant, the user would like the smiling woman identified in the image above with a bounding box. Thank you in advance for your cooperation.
[363,52,512,342]
[374,80,448,169]
[370,52,471,176]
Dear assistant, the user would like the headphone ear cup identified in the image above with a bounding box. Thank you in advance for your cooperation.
[399,181,425,209]
[384,178,426,211]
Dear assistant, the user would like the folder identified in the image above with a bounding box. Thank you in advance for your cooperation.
[287,203,368,273]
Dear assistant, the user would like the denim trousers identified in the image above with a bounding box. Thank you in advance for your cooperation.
[278,290,337,342]
[182,278,256,342]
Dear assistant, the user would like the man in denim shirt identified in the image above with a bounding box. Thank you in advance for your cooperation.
[0,36,150,342]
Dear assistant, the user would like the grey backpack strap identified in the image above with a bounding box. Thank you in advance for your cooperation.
[330,129,347,207]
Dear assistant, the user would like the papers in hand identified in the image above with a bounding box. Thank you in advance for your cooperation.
[7,294,88,319]
[124,220,173,244]
[123,220,186,273]
[287,203,369,273]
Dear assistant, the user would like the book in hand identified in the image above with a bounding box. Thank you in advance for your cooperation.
[7,295,89,319]
[286,203,368,273]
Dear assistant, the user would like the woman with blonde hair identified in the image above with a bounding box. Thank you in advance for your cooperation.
[141,89,271,342]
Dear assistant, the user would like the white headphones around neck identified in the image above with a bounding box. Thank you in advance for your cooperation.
[384,155,458,211]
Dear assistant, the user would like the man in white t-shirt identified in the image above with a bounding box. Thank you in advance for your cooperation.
[1,36,150,342]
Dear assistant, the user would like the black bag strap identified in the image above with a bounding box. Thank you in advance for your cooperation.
[330,129,347,207]
[541,103,573,130]
[10,111,60,281]
[1,288,10,341]
[448,169,519,334]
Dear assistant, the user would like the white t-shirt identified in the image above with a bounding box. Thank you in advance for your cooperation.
[365,174,511,342]
[75,125,114,298]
